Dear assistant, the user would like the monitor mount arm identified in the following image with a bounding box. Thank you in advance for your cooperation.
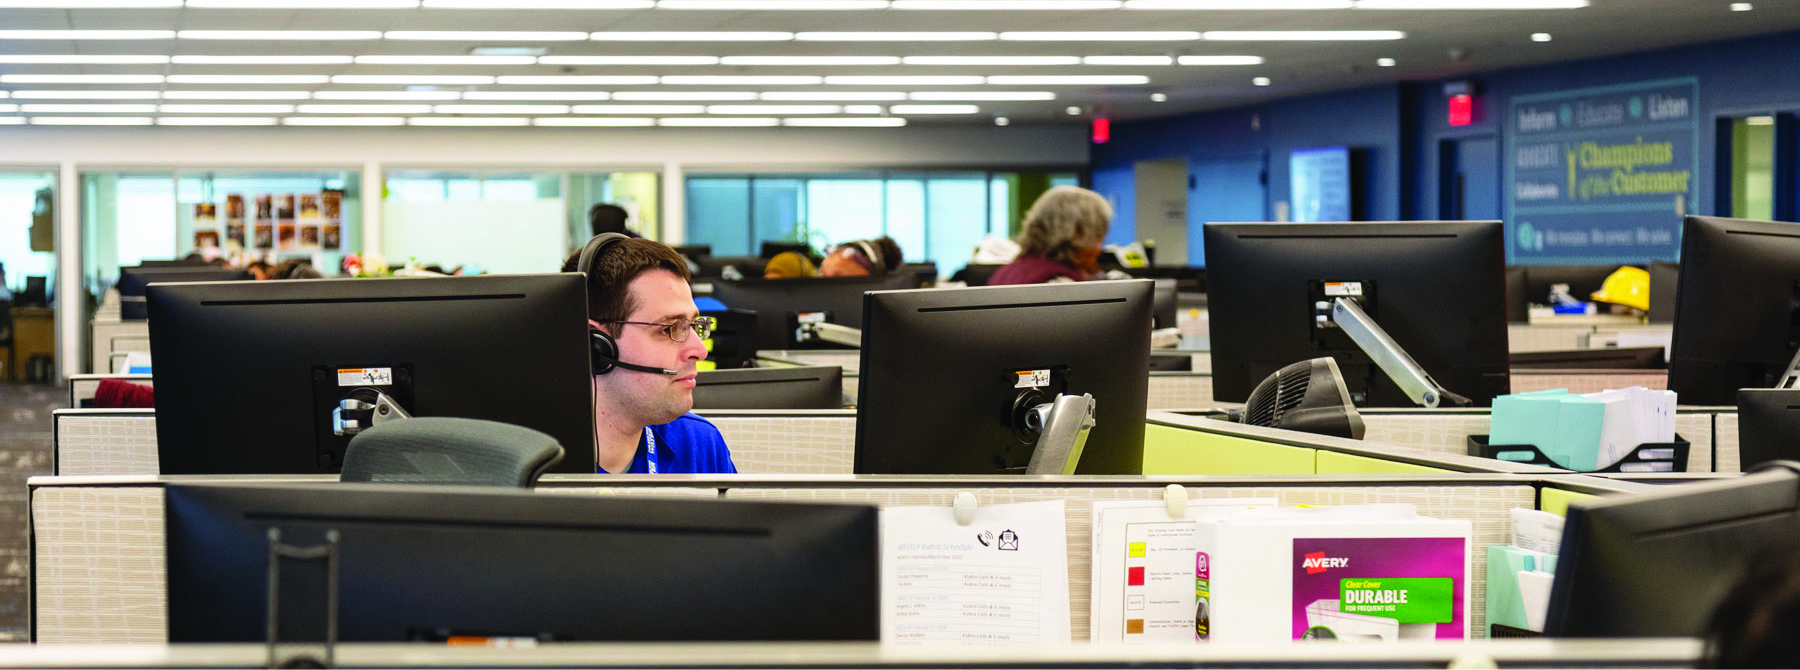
[1022,393,1097,475]
[331,387,412,437]
[1329,297,1471,409]
[796,321,863,348]
[1778,346,1800,390]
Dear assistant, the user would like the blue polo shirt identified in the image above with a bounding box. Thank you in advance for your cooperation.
[597,412,737,474]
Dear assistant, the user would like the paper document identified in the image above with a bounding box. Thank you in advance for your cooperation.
[1089,498,1276,644]
[881,500,1070,646]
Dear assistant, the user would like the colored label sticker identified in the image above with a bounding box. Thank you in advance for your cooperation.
[1338,577,1454,623]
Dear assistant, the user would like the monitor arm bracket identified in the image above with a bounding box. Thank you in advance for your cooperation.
[1329,297,1468,409]
[1778,347,1800,390]
[331,388,412,437]
[1023,393,1097,475]
[796,322,863,348]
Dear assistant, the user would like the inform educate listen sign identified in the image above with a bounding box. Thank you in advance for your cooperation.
[1505,77,1700,265]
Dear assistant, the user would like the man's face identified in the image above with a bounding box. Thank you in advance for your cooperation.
[595,268,708,426]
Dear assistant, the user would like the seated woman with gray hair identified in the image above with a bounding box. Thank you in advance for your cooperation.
[989,186,1112,285]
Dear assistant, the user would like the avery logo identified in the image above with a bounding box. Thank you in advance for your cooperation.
[1302,552,1349,574]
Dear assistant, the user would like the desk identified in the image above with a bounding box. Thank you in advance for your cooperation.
[9,307,52,383]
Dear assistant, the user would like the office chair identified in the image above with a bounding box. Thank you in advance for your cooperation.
[340,417,565,488]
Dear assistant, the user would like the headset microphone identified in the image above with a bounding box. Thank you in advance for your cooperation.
[600,352,680,376]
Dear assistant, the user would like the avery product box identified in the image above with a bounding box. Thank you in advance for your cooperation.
[1194,507,1472,643]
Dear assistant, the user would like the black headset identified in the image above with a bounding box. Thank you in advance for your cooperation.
[577,232,679,377]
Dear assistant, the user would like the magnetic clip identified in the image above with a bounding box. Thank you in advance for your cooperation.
[1163,484,1189,519]
[953,491,978,526]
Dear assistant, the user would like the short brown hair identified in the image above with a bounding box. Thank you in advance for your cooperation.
[562,237,692,335]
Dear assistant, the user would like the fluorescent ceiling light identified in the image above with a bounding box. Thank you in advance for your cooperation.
[533,117,656,126]
[590,32,794,41]
[1150,92,1166,101]
[891,0,1122,8]
[760,91,906,100]
[0,93,7,99]
[1125,0,1350,7]
[172,55,355,64]
[796,32,995,41]
[1376,57,1396,66]
[706,104,841,114]
[1745,116,1774,126]
[169,75,332,84]
[902,56,1080,65]
[1252,76,1271,85]
[824,75,984,85]
[1083,55,1173,65]
[662,75,826,85]
[784,117,906,127]
[312,90,463,100]
[424,0,654,6]
[470,47,550,56]
[356,55,537,65]
[0,0,175,6]
[433,104,571,114]
[464,91,614,100]
[993,116,1008,125]
[186,0,418,6]
[333,75,497,84]
[0,118,19,125]
[297,104,435,113]
[843,104,882,113]
[571,104,707,114]
[163,90,313,99]
[0,74,164,84]
[386,31,588,41]
[658,117,780,126]
[177,30,383,40]
[986,75,1149,84]
[541,56,722,65]
[908,90,1054,100]
[1531,32,1552,41]
[28,117,154,125]
[888,104,980,114]
[1176,55,1264,65]
[658,0,890,8]
[1731,2,1752,9]
[0,55,169,64]
[1000,31,1199,40]
[156,117,281,125]
[282,117,407,126]
[612,91,756,100]
[0,30,174,39]
[408,117,532,126]
[720,56,901,66]
[158,104,297,113]
[9,90,162,99]
[498,75,660,85]
[1202,30,1405,40]
[0,105,14,112]
[1356,0,1586,7]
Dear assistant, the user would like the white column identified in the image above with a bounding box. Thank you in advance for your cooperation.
[56,161,80,380]
[361,161,382,258]
[660,161,684,246]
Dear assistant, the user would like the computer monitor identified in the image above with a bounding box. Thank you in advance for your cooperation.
[698,307,757,369]
[147,275,596,475]
[760,241,814,260]
[1151,279,1178,330]
[670,244,711,260]
[1205,221,1511,408]
[855,280,1152,475]
[1543,466,1800,637]
[117,265,252,320]
[1647,261,1679,323]
[165,482,880,643]
[693,255,765,280]
[1668,217,1800,405]
[1737,389,1800,471]
[692,365,844,410]
[710,274,919,350]
[950,263,1003,287]
[899,262,938,288]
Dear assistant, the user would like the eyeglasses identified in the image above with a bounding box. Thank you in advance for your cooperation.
[604,316,715,343]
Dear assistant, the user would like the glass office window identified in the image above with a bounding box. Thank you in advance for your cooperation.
[927,177,989,270]
[382,170,559,275]
[0,171,56,299]
[804,179,884,250]
[686,178,753,257]
[567,172,660,244]
[753,179,805,253]
[1730,116,1775,221]
[885,179,926,263]
[175,170,360,273]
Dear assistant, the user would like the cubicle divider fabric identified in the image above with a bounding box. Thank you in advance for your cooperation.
[1356,410,1717,474]
[32,475,1627,644]
[89,321,149,376]
[51,410,157,477]
[1508,370,1668,394]
[708,411,856,475]
[1715,413,1740,473]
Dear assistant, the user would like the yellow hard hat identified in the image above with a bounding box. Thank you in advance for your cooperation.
[1590,266,1650,311]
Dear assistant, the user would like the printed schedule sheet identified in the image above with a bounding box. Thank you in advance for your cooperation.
[880,499,1070,646]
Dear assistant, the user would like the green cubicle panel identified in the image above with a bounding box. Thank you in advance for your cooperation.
[1142,424,1314,475]
[1316,451,1453,475]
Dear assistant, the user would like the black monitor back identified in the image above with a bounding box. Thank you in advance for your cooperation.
[950,263,1003,287]
[1668,216,1800,405]
[118,266,252,320]
[694,256,765,280]
[1737,389,1800,471]
[1647,261,1679,323]
[671,244,711,260]
[698,307,757,369]
[692,365,844,409]
[1204,221,1511,408]
[760,241,814,260]
[165,483,880,643]
[899,262,938,287]
[855,281,1152,475]
[147,275,596,474]
[711,274,918,350]
[1544,468,1800,637]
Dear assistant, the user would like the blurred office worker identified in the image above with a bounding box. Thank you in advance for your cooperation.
[821,237,904,277]
[563,235,737,474]
[990,186,1112,286]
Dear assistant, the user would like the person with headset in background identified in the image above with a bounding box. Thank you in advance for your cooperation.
[820,237,903,277]
[562,233,737,474]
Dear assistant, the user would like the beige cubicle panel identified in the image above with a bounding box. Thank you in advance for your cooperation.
[1509,369,1668,394]
[707,410,856,475]
[51,409,157,476]
[90,320,149,375]
[1716,412,1740,473]
[1351,408,1718,473]
[29,473,1643,644]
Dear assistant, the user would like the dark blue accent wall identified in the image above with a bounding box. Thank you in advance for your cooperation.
[1091,28,1800,265]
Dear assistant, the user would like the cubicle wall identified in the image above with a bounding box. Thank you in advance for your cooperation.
[89,321,148,376]
[51,410,157,476]
[66,375,153,408]
[29,473,1644,644]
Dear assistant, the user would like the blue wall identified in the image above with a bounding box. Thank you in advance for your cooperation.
[1092,28,1800,265]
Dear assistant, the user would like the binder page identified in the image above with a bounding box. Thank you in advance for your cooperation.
[881,500,1070,646]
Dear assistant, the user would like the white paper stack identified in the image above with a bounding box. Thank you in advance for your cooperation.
[1587,386,1678,470]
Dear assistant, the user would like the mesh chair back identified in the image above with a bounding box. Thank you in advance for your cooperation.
[340,417,565,488]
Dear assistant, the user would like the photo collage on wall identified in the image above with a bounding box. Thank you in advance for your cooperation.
[195,189,345,254]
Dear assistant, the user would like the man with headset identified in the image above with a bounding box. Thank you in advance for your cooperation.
[563,233,736,474]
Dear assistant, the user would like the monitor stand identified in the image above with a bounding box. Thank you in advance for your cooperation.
[331,388,412,437]
[1023,393,1097,475]
[797,321,863,348]
[1328,297,1471,409]
[1777,347,1800,390]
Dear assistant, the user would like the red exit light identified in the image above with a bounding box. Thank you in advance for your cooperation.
[1448,94,1473,126]
[1092,117,1110,144]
